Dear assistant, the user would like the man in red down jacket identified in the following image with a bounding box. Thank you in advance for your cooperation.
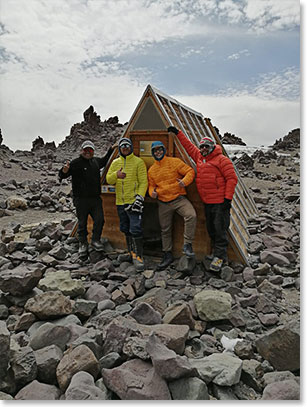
[168,126,238,272]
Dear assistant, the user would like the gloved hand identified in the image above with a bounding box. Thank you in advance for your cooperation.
[223,198,232,210]
[167,126,179,135]
[125,194,144,213]
[132,194,144,212]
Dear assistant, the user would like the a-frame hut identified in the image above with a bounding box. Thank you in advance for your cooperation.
[86,84,258,264]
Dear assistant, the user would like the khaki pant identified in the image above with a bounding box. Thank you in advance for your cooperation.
[158,196,197,252]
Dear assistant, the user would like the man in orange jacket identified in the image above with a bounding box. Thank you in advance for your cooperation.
[168,126,238,272]
[148,141,197,270]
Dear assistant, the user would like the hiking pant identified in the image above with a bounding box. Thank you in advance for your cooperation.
[73,196,104,243]
[204,203,230,260]
[158,196,196,252]
[117,205,143,238]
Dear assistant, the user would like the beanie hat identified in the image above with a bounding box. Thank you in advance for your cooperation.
[118,137,133,156]
[151,141,166,161]
[199,137,215,156]
[81,140,95,150]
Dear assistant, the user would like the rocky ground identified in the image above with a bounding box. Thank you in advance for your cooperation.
[0,115,300,400]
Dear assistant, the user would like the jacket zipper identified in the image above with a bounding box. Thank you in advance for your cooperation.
[122,158,126,204]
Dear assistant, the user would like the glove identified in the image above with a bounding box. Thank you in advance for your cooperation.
[132,194,144,213]
[223,198,232,210]
[126,194,144,213]
[167,126,179,135]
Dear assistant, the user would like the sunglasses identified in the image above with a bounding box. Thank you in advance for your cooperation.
[120,143,131,149]
[153,147,164,153]
[199,143,212,149]
[83,147,94,152]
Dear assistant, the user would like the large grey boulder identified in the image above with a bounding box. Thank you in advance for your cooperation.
[30,322,71,351]
[263,371,296,387]
[34,344,63,384]
[255,320,300,371]
[129,302,162,325]
[14,380,61,400]
[85,283,111,302]
[38,270,85,298]
[145,334,197,380]
[131,287,170,314]
[260,250,291,266]
[73,299,97,320]
[0,266,42,296]
[0,391,14,400]
[168,377,210,400]
[189,353,243,386]
[10,346,37,389]
[194,290,232,321]
[102,359,171,400]
[0,321,10,378]
[25,291,73,320]
[64,371,106,400]
[262,379,300,400]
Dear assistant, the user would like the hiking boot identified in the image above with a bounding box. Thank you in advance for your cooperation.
[118,235,133,263]
[132,237,145,272]
[183,243,195,258]
[133,255,145,272]
[118,252,133,263]
[78,242,88,257]
[209,257,223,272]
[156,251,173,271]
[91,239,104,251]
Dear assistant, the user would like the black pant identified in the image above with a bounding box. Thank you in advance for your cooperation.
[204,203,230,260]
[73,196,104,243]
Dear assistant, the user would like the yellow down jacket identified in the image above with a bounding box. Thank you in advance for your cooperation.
[106,153,148,205]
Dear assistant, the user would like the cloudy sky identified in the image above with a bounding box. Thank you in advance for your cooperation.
[0,0,301,151]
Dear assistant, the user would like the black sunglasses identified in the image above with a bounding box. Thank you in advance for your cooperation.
[153,147,164,152]
[199,143,212,149]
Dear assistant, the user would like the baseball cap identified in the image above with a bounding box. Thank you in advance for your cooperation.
[81,140,95,150]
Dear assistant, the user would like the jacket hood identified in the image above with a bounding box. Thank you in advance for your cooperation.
[118,137,133,157]
[205,144,223,159]
[151,141,166,161]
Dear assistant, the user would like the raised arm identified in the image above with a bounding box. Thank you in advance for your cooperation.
[58,160,71,181]
[97,145,116,168]
[167,126,200,163]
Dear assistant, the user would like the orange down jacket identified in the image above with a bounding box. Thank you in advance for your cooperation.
[176,131,238,204]
[148,156,195,202]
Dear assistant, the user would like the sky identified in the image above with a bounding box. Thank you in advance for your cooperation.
[0,0,301,151]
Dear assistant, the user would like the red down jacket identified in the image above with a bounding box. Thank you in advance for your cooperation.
[176,131,238,204]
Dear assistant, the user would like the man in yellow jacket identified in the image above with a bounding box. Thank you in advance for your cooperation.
[148,141,197,270]
[106,138,148,271]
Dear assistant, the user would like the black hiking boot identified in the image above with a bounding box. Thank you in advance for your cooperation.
[78,242,88,257]
[156,251,173,271]
[90,239,104,252]
[118,235,133,263]
[182,243,195,258]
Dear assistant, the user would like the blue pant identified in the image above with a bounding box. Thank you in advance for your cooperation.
[117,205,143,238]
